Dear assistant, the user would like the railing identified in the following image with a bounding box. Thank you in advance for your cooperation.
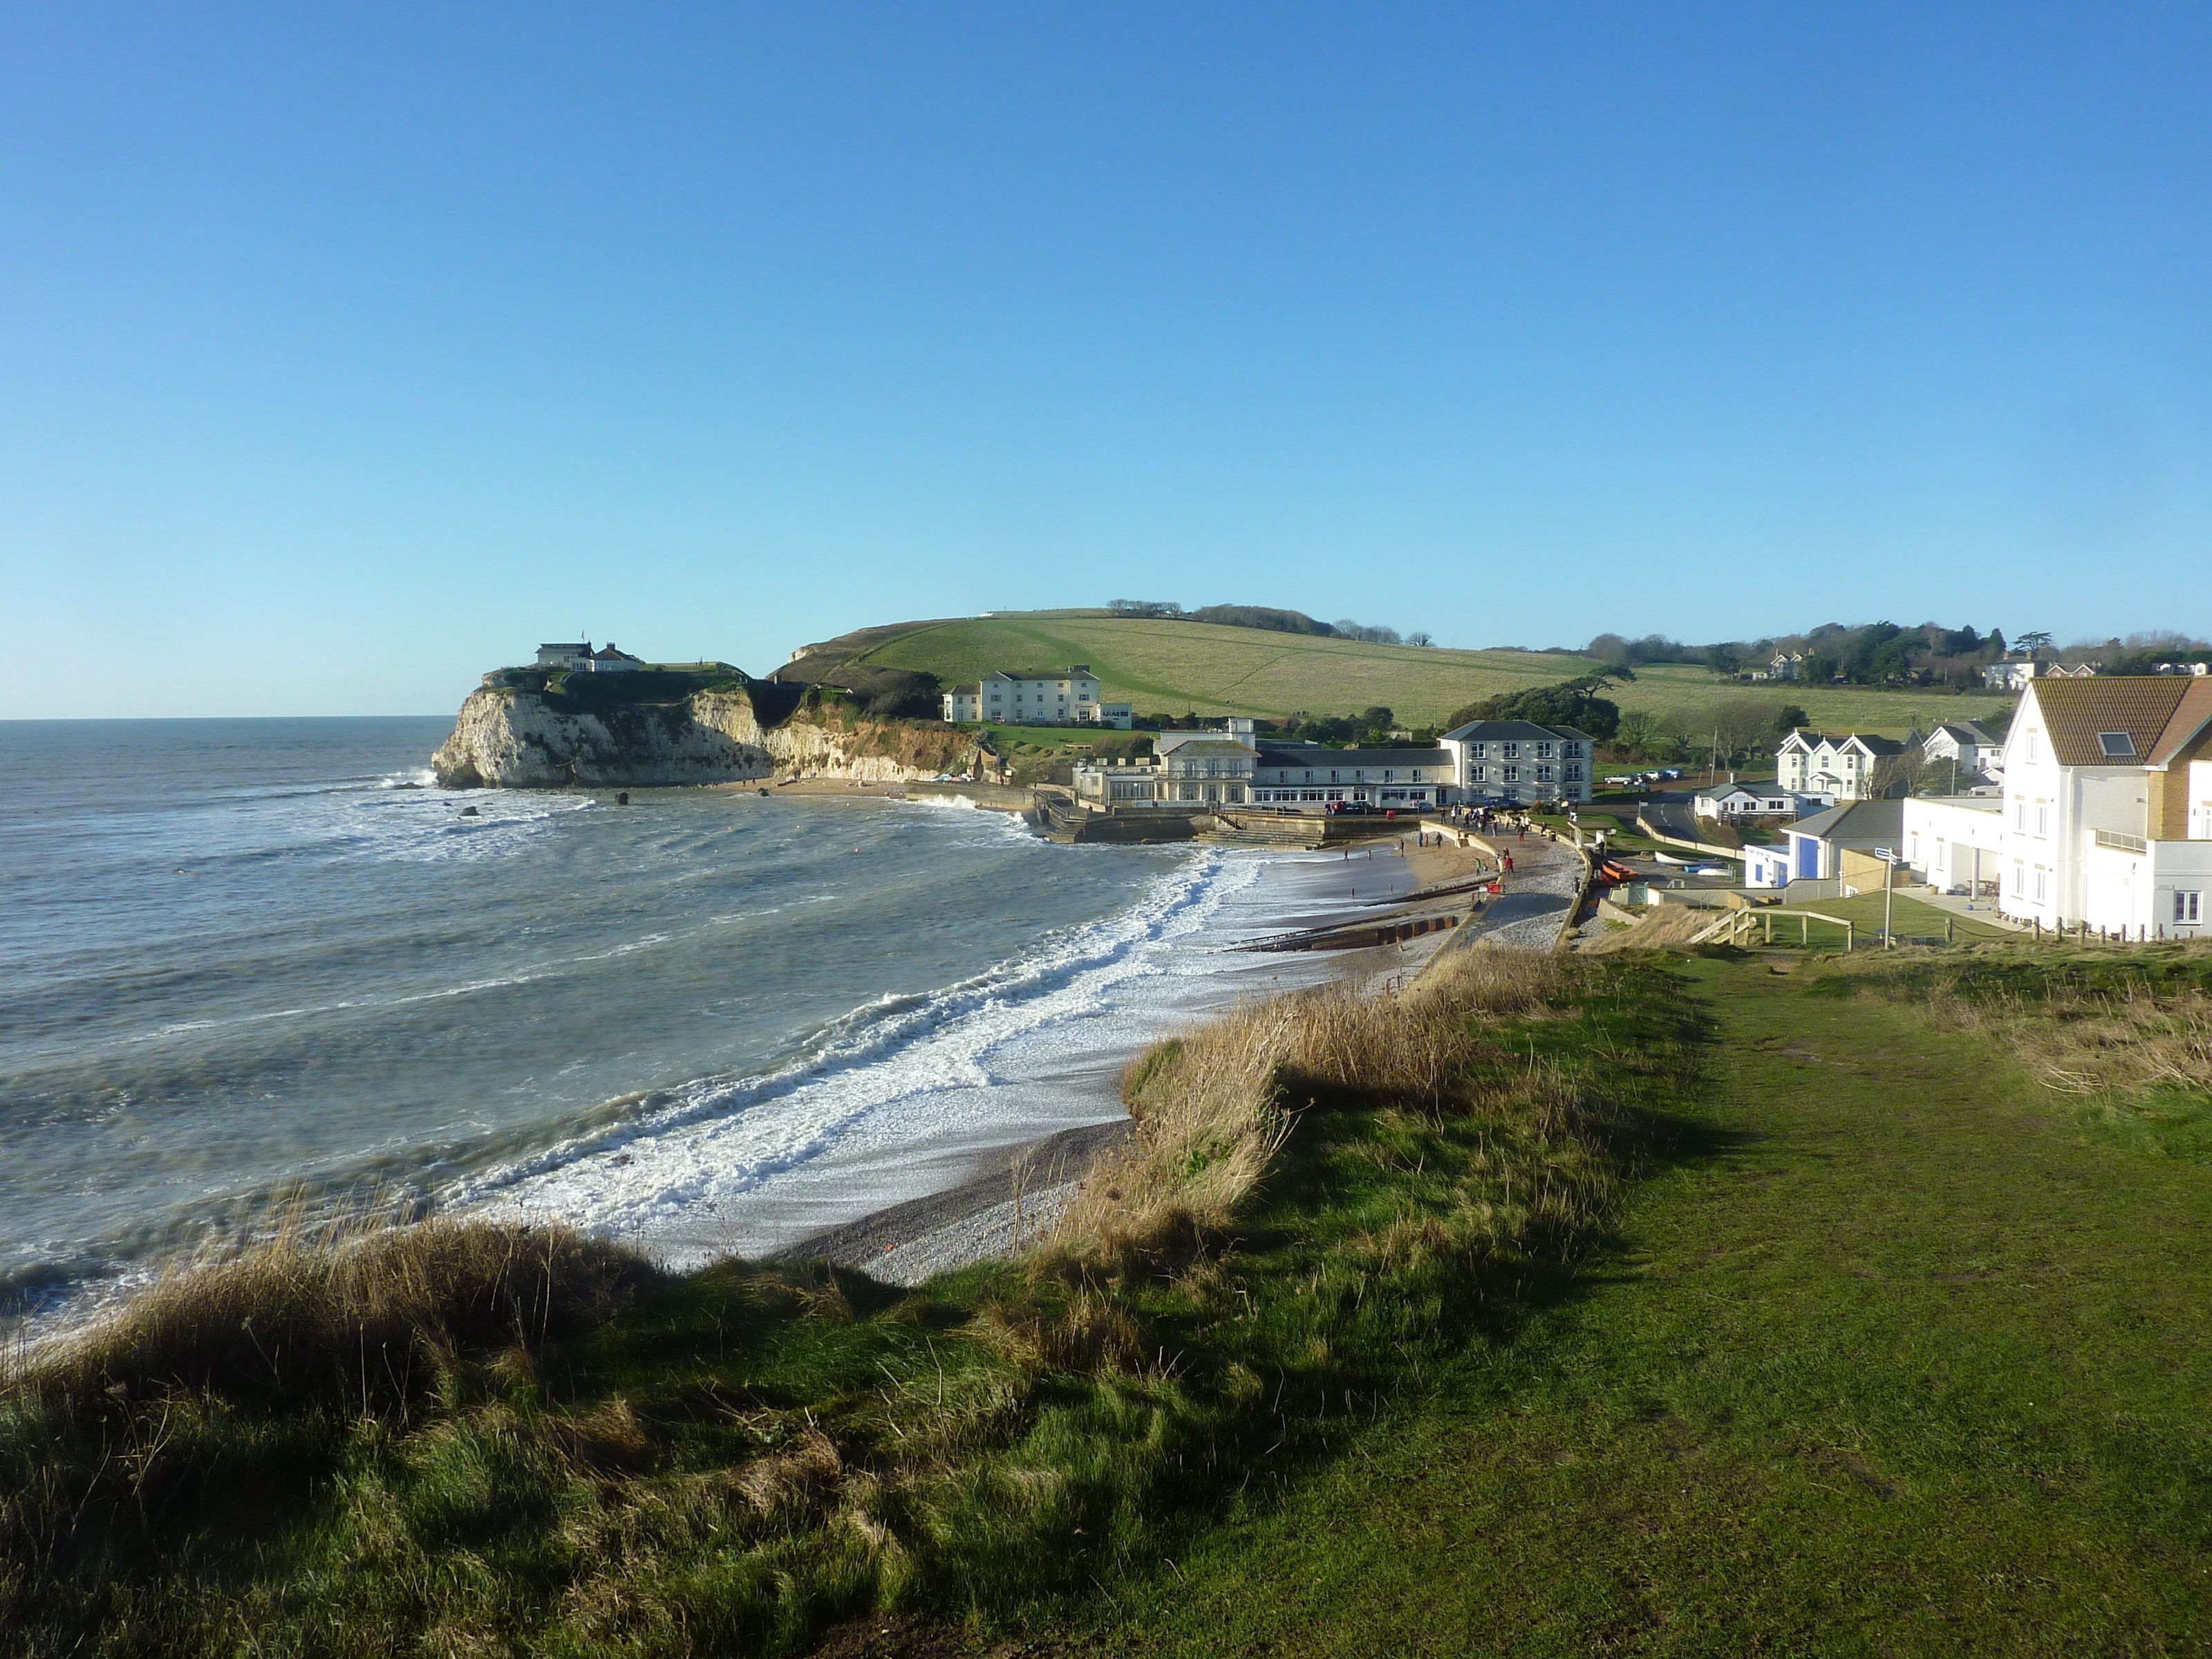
[2092,829,2148,854]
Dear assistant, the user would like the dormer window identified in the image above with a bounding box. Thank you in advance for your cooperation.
[2097,731,2137,759]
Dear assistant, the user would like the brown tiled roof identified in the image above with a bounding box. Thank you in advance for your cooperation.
[2029,677,2193,767]
[2148,679,2212,765]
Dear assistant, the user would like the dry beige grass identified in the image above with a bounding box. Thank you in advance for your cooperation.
[1918,980,2212,1098]
[8,1216,645,1419]
[1053,949,1569,1262]
[1584,904,1716,953]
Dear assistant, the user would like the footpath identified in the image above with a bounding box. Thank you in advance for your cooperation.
[1065,954,2212,1656]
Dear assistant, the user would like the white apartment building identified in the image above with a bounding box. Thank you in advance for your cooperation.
[1438,720,1593,804]
[1774,730,1905,803]
[942,666,1103,725]
[1996,677,2212,938]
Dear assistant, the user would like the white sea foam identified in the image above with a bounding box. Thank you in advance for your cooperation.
[458,844,1284,1260]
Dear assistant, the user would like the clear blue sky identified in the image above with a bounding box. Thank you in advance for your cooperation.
[3,4,2206,717]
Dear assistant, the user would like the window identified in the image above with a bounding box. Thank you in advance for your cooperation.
[1503,765,1519,783]
[1502,742,1520,759]
[1470,742,1486,759]
[2178,892,2204,926]
[2035,803,2049,836]
[1536,742,1555,760]
[2034,868,2048,902]
[1471,765,1487,782]
[2097,731,2136,759]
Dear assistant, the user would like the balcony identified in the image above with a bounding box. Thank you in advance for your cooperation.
[2093,829,2148,854]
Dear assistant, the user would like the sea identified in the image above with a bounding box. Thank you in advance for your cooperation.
[0,718,1377,1327]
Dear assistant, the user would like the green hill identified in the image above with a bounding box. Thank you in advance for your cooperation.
[783,611,2013,738]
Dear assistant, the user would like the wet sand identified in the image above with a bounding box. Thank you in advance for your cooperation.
[776,827,1469,1279]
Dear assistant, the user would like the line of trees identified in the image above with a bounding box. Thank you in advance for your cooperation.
[1587,621,2014,688]
[1586,621,2211,688]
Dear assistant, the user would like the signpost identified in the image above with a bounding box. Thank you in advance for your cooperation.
[1874,845,1899,947]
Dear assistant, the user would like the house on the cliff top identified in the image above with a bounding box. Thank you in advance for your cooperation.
[534,641,644,673]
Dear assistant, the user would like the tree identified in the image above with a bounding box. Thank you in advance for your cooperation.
[1406,631,1435,648]
[1444,678,1620,740]
[1773,704,1810,734]
[1586,632,1633,664]
[2014,630,2054,658]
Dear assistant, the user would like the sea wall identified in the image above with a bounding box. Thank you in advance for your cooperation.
[431,684,981,789]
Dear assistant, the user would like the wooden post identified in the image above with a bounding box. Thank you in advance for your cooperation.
[1945,916,1955,946]
[1802,914,1810,947]
[1765,913,1774,946]
[1845,922,1855,952]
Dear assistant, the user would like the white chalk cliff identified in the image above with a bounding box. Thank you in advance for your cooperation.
[432,682,980,789]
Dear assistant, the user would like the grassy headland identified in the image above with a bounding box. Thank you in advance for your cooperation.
[788,611,2010,738]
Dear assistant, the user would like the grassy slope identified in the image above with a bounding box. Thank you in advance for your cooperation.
[835,614,2009,735]
[1053,953,2212,1656]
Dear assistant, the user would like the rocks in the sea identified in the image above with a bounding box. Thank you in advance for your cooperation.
[459,805,480,816]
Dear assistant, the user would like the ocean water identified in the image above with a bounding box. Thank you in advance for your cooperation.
[0,718,1368,1321]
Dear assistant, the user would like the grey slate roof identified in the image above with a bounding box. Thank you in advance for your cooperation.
[1788,799,1904,842]
[1438,719,1593,744]
[1257,744,1454,767]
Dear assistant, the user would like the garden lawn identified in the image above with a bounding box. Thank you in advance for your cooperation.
[1049,952,2212,1656]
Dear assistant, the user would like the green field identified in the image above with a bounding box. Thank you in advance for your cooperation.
[1033,950,2212,1656]
[803,612,2012,737]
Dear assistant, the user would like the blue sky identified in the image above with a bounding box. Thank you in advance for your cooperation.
[3,4,2207,717]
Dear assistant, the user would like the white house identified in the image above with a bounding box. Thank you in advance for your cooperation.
[943,666,1103,725]
[1141,721,1262,807]
[1922,722,2003,787]
[1774,731,1906,803]
[1438,720,1593,804]
[1901,796,2007,897]
[535,641,642,673]
[1996,677,2212,938]
[1692,783,1795,820]
[1770,651,1804,682]
[1983,659,2041,691]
